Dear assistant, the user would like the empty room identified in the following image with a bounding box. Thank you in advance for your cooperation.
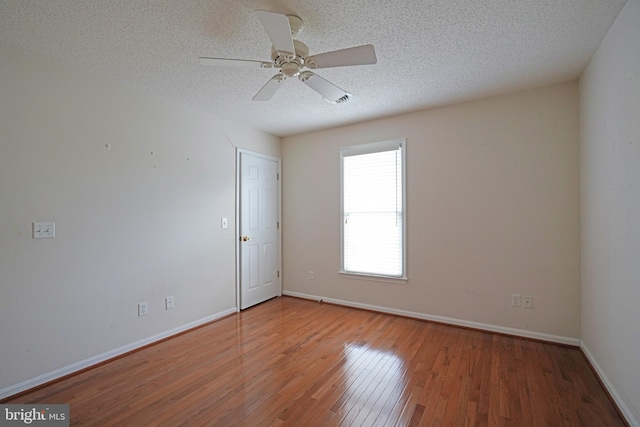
[0,0,638,425]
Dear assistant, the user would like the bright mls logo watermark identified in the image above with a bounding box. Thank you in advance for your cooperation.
[0,405,69,426]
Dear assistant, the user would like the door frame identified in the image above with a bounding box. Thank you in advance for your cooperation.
[235,148,282,311]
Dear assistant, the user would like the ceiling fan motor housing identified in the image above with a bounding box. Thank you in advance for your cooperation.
[271,40,309,65]
[287,14,304,37]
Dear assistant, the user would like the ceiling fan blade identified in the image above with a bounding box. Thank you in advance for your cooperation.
[255,10,295,56]
[306,44,377,69]
[199,57,272,68]
[253,74,285,101]
[299,72,349,103]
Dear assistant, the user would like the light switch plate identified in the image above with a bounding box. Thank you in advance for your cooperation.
[33,222,55,239]
[221,218,228,229]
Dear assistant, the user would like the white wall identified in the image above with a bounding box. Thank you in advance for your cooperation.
[282,82,580,340]
[579,0,640,423]
[0,41,280,394]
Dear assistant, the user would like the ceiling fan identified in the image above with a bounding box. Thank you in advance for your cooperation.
[199,10,377,103]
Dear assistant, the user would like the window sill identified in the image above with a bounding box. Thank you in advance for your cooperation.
[339,271,408,285]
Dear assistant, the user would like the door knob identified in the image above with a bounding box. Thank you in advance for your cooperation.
[241,236,251,241]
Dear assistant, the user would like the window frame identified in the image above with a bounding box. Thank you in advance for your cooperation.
[339,139,408,282]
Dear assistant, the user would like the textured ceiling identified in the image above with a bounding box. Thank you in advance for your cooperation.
[0,0,627,137]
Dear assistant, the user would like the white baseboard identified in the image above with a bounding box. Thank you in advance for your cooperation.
[580,342,639,427]
[283,290,580,346]
[0,307,237,400]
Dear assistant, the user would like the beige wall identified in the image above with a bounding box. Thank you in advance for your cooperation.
[283,82,580,339]
[0,41,280,394]
[580,0,640,423]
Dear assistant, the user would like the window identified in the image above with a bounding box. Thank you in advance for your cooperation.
[340,139,406,280]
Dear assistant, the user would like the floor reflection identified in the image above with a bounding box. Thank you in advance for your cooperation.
[339,343,407,422]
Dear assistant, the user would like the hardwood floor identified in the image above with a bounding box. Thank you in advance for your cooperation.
[5,296,626,426]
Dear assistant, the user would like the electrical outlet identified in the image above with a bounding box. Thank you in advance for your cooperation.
[165,296,175,310]
[309,271,315,280]
[138,302,148,317]
[523,295,533,309]
[511,294,521,307]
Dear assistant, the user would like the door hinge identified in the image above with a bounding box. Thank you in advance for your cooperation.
[277,271,280,278]
[277,221,280,229]
[277,173,279,180]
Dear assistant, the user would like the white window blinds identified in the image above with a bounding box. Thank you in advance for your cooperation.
[341,140,406,278]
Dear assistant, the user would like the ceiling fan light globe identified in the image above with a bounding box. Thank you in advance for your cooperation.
[281,63,300,77]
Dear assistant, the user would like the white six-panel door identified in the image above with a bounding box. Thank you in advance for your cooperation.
[239,151,280,310]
